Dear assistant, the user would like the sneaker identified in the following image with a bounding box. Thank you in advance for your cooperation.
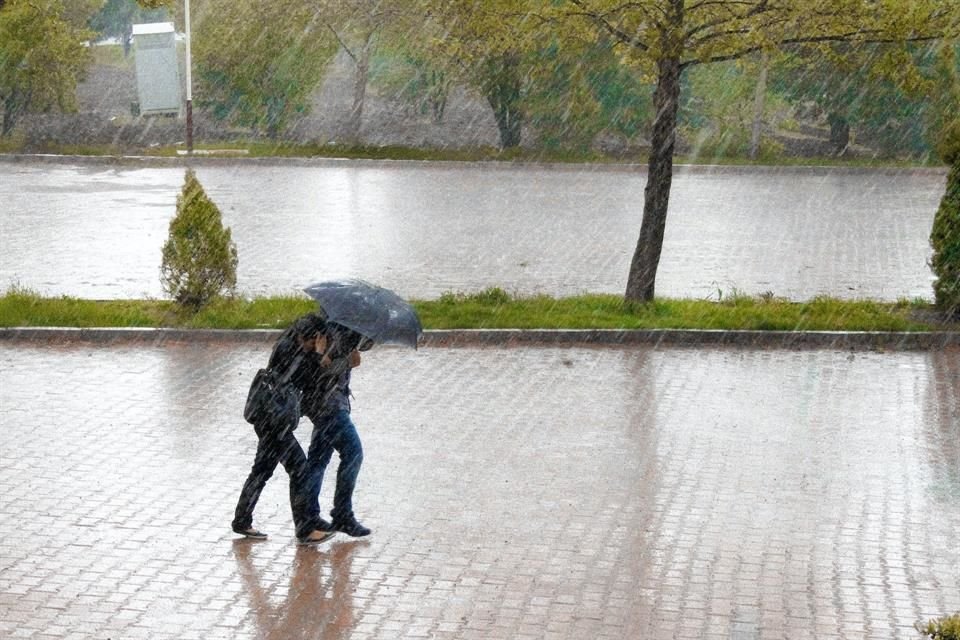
[298,529,337,545]
[233,526,268,540]
[332,518,371,538]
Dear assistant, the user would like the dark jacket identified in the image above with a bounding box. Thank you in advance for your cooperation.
[267,325,355,417]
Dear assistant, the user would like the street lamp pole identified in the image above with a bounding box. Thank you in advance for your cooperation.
[184,0,193,153]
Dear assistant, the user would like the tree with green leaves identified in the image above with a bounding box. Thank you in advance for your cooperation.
[553,0,959,302]
[767,43,953,158]
[370,44,453,123]
[160,169,238,310]
[524,37,652,152]
[929,45,960,318]
[678,56,789,159]
[89,0,167,55]
[312,0,412,144]
[417,0,549,149]
[0,0,99,136]
[191,0,336,138]
[930,132,960,318]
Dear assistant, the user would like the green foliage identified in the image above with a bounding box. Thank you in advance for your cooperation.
[938,119,960,165]
[927,43,960,160]
[0,0,99,135]
[370,46,452,123]
[917,613,960,640]
[680,59,787,158]
[478,53,525,148]
[524,38,652,151]
[135,0,172,9]
[415,0,552,149]
[193,0,336,138]
[769,43,954,158]
[930,159,960,317]
[89,0,166,53]
[160,170,238,310]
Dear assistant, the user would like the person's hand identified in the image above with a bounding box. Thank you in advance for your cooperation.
[316,335,333,366]
[349,350,361,368]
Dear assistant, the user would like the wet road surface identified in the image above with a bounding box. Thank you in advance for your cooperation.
[1,341,957,639]
[0,160,945,301]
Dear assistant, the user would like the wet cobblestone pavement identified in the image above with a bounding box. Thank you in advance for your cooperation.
[1,341,958,639]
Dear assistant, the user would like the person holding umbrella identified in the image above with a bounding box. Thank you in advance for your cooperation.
[301,322,373,538]
[299,279,423,539]
[232,313,340,545]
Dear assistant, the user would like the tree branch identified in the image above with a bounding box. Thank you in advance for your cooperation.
[681,31,945,69]
[326,23,355,61]
[687,0,763,12]
[684,0,774,40]
[566,0,651,51]
[689,15,796,48]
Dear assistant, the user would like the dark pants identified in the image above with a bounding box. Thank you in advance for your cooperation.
[305,409,363,525]
[233,422,317,539]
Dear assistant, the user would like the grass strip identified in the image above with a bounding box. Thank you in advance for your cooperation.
[1,138,944,169]
[1,287,956,333]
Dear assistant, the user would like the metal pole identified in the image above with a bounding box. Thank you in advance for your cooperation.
[184,0,193,153]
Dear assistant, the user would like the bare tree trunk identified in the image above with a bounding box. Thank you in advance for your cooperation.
[625,54,683,303]
[345,32,373,145]
[750,50,768,160]
[2,99,12,137]
[2,89,24,137]
[482,53,523,149]
[828,112,850,155]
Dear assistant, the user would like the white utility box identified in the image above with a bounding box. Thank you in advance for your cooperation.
[131,22,181,116]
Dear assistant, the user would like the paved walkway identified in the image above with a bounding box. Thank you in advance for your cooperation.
[1,339,958,639]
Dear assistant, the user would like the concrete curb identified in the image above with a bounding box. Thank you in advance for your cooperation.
[1,327,957,350]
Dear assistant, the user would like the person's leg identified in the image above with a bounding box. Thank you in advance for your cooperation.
[232,423,282,535]
[305,413,337,527]
[328,410,367,534]
[273,429,317,539]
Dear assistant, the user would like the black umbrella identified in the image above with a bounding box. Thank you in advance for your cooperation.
[303,279,422,349]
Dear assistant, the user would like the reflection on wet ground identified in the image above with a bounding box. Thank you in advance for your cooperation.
[233,539,364,640]
[1,342,957,638]
[0,161,945,301]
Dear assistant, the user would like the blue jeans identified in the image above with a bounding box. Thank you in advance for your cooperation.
[306,409,363,524]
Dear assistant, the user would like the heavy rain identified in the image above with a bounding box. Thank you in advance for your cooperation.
[1,1,959,639]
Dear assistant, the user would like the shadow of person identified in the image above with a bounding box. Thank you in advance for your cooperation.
[233,539,368,639]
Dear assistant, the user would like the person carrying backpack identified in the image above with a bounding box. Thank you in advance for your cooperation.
[232,313,338,545]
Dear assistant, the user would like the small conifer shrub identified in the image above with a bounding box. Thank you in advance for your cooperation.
[930,120,960,319]
[917,613,960,640]
[160,169,238,310]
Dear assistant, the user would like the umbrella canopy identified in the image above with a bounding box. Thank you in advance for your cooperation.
[303,279,422,349]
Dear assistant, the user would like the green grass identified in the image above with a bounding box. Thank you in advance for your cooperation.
[2,136,946,168]
[1,287,956,332]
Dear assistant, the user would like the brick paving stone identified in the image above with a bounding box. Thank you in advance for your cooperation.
[0,342,958,639]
